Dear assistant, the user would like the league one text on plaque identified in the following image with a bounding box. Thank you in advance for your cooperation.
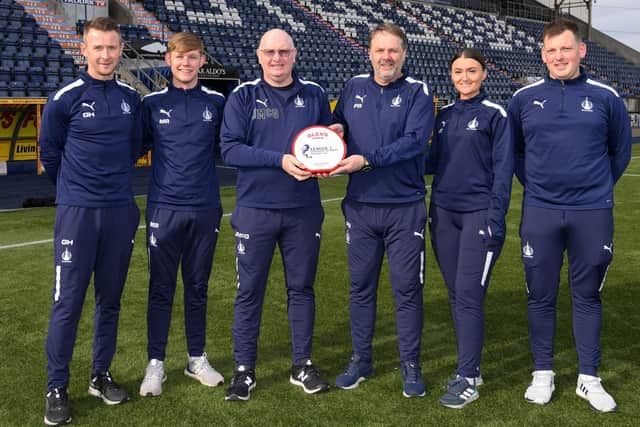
[292,126,346,173]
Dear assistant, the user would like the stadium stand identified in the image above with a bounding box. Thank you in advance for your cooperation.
[1,0,640,103]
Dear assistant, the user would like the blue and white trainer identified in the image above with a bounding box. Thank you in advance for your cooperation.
[439,375,479,408]
[576,374,617,413]
[524,370,555,405]
[400,361,425,398]
[335,355,372,390]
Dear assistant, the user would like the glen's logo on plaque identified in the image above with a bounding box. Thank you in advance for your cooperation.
[292,126,346,173]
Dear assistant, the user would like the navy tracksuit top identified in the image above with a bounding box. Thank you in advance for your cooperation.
[428,92,513,239]
[142,82,225,210]
[508,67,631,209]
[333,73,435,204]
[39,71,142,206]
[219,73,332,208]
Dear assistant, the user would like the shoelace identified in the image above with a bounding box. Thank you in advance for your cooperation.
[146,364,165,380]
[344,360,362,376]
[299,365,318,379]
[190,354,211,374]
[48,388,67,401]
[403,363,420,383]
[450,376,472,394]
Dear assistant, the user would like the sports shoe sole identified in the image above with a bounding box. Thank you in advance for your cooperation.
[44,415,72,426]
[88,386,129,405]
[524,386,554,406]
[184,368,224,387]
[439,391,479,408]
[575,389,617,413]
[335,375,369,390]
[139,374,168,397]
[403,389,426,398]
[289,376,330,394]
[224,383,256,401]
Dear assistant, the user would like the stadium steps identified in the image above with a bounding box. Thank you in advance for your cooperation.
[14,0,81,51]
[114,0,172,42]
[292,0,368,59]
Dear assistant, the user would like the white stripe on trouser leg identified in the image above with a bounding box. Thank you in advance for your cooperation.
[54,265,61,302]
[235,256,240,289]
[419,250,424,285]
[598,264,610,292]
[480,251,493,287]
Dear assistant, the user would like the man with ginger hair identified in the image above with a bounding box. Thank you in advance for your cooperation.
[138,32,226,398]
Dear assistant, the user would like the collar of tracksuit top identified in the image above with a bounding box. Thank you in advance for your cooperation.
[143,81,224,210]
[510,65,631,209]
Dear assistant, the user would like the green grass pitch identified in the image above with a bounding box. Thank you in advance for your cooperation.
[1,146,639,426]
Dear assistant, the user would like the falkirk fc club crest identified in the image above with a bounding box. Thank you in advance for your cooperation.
[121,99,131,114]
[466,117,479,131]
[61,248,72,263]
[203,106,213,122]
[581,97,593,112]
[522,241,534,258]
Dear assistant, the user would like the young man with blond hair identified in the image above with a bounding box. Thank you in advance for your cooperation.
[138,32,226,397]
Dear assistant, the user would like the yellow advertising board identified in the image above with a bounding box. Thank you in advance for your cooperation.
[0,98,46,163]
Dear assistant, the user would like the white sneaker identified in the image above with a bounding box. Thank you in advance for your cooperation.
[139,359,167,397]
[524,370,555,405]
[576,374,617,412]
[184,352,224,387]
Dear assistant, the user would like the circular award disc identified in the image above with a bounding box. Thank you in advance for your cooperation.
[292,125,346,173]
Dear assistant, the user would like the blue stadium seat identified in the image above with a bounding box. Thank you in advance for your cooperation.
[0,66,10,81]
[9,80,26,97]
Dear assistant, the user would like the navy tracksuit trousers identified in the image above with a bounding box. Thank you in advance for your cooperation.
[520,206,613,376]
[343,199,426,364]
[46,203,139,389]
[230,205,323,367]
[429,204,502,378]
[145,206,222,361]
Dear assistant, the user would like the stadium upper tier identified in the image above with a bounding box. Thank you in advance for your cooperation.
[1,0,639,104]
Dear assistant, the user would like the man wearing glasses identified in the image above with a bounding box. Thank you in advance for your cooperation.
[508,19,630,412]
[220,28,333,401]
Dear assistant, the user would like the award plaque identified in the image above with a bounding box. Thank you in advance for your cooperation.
[292,125,346,173]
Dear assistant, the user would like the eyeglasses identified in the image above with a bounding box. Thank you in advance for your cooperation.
[258,49,293,58]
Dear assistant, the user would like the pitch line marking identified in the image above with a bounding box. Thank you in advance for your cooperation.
[0,197,344,250]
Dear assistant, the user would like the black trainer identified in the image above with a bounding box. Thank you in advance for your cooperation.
[290,359,330,394]
[224,366,256,401]
[88,371,129,405]
[44,387,71,426]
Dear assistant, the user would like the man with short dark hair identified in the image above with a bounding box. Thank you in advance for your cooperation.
[39,16,141,425]
[330,23,434,398]
[220,28,332,401]
[509,18,631,412]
